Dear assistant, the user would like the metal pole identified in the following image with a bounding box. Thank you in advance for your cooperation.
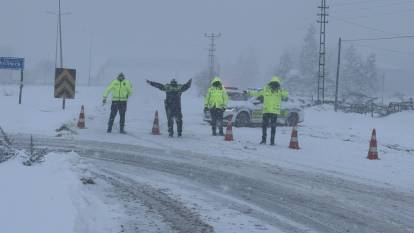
[58,0,63,68]
[58,0,64,109]
[381,74,385,104]
[88,39,92,86]
[334,37,342,112]
[19,69,24,104]
[54,17,59,69]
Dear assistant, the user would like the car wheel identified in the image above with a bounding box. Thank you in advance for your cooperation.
[287,113,299,126]
[235,112,250,127]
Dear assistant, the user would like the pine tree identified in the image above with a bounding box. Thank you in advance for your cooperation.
[342,46,380,99]
[193,69,210,96]
[275,51,293,78]
[363,54,380,96]
[235,48,260,88]
[299,24,318,80]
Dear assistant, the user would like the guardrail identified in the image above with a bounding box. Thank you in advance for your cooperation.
[335,98,414,117]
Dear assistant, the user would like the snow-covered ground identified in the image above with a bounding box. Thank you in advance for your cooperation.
[1,84,413,190]
[1,84,414,232]
[0,152,124,233]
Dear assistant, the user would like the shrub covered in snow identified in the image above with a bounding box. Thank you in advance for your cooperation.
[0,126,16,163]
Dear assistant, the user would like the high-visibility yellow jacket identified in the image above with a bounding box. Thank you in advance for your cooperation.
[204,77,228,109]
[103,78,133,101]
[248,76,288,114]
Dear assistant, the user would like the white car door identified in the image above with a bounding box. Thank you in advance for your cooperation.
[250,97,264,124]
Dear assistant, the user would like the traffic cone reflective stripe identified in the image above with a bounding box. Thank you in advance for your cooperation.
[289,126,300,149]
[224,121,234,141]
[152,111,161,135]
[367,129,379,160]
[77,105,86,129]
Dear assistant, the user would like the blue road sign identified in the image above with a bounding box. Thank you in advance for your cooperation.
[0,57,25,70]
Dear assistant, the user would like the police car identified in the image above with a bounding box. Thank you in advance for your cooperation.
[204,87,304,127]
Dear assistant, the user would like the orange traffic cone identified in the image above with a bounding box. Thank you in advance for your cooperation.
[77,105,86,129]
[224,121,234,141]
[289,126,300,149]
[367,129,379,160]
[151,111,161,135]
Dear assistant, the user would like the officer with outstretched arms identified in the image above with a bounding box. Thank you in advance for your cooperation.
[247,76,288,145]
[146,78,192,137]
[103,73,133,134]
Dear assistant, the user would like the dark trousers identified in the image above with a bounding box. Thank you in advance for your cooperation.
[108,101,127,131]
[262,113,277,143]
[166,105,183,135]
[210,108,224,135]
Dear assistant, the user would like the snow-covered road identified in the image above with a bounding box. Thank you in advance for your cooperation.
[14,135,414,233]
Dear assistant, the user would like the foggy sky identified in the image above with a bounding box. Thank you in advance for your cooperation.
[1,0,413,88]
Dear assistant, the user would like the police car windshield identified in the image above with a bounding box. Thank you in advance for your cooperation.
[228,92,249,101]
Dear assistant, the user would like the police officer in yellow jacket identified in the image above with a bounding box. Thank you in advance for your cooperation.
[248,76,288,145]
[103,73,133,134]
[204,77,228,136]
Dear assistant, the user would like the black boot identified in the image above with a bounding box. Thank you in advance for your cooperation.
[270,136,275,146]
[169,132,174,137]
[177,132,182,137]
[219,127,224,136]
[120,125,126,134]
[260,136,266,144]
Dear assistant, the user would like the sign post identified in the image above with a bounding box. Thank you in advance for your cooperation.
[0,57,25,104]
[54,68,76,109]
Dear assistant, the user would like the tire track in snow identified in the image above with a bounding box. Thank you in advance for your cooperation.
[13,135,414,233]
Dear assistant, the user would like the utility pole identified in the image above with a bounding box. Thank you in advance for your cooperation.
[45,10,71,69]
[317,0,329,103]
[46,0,70,109]
[88,39,92,86]
[204,33,221,80]
[334,38,342,112]
[58,0,63,68]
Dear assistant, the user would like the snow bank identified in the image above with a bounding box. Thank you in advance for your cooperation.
[0,151,122,233]
[0,153,78,233]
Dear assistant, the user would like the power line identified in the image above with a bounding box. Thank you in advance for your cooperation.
[335,8,414,20]
[334,0,390,7]
[351,44,414,56]
[331,16,402,36]
[332,0,414,11]
[343,35,414,42]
